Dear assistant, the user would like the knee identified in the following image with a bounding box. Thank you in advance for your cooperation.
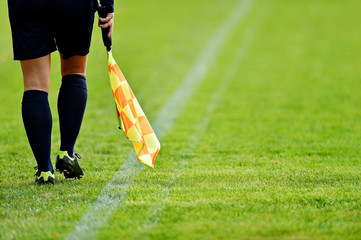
[21,55,51,92]
[61,55,88,77]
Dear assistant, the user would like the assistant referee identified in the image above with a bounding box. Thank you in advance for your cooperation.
[7,0,114,184]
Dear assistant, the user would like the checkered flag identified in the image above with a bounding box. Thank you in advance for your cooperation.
[108,52,160,168]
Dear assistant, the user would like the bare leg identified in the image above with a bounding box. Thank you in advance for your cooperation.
[61,54,88,77]
[21,55,51,92]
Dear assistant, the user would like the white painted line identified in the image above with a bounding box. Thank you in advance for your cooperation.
[66,1,253,239]
[139,7,265,234]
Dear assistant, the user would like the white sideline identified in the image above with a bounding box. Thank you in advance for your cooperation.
[66,1,253,239]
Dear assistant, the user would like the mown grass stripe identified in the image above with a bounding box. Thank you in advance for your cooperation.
[66,1,253,239]
[138,8,265,235]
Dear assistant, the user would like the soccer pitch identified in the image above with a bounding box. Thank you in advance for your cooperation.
[1,0,361,239]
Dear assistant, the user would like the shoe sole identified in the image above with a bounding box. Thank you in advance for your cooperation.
[36,176,55,185]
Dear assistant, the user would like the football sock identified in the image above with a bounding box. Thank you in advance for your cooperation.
[22,90,53,173]
[58,74,87,158]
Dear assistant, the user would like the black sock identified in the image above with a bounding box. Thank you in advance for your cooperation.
[22,90,53,173]
[58,74,87,157]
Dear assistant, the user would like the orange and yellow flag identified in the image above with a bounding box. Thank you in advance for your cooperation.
[108,51,160,168]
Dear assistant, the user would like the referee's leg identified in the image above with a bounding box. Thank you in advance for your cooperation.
[57,55,88,159]
[20,55,54,175]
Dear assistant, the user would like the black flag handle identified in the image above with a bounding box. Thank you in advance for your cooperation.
[98,4,112,52]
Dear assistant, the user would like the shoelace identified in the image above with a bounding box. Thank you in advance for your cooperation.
[33,166,39,177]
[74,153,81,160]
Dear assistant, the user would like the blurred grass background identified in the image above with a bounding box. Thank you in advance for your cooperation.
[1,0,361,239]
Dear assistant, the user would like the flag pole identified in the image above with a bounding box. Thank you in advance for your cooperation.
[98,4,112,52]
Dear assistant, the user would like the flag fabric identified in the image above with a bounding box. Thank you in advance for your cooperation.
[107,51,160,168]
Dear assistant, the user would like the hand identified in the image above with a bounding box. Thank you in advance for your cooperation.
[98,12,114,38]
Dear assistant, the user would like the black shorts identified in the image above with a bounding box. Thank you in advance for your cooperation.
[8,0,97,60]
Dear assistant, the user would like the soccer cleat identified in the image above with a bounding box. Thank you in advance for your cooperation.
[34,167,55,185]
[56,151,84,179]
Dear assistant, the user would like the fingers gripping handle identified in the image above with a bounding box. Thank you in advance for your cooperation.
[98,4,112,51]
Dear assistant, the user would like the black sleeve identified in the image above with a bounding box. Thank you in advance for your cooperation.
[100,0,114,13]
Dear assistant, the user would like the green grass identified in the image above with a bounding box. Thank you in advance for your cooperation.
[1,0,361,239]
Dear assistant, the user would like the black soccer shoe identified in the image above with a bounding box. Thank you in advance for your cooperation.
[56,151,84,179]
[34,167,55,185]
